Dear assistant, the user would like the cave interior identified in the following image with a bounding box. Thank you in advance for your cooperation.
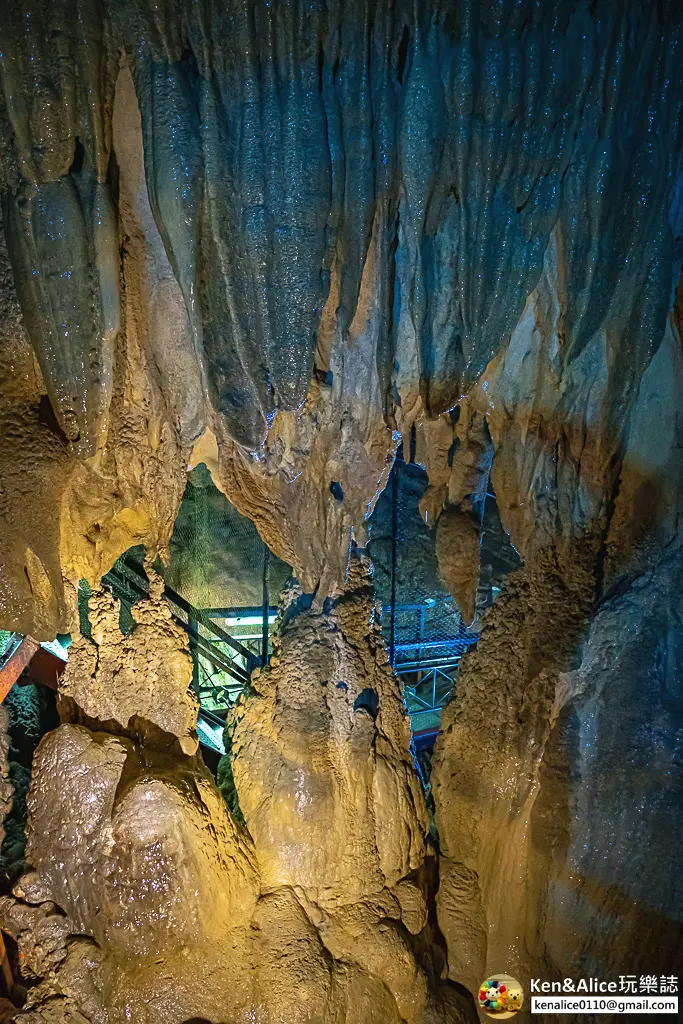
[0,1,681,1022]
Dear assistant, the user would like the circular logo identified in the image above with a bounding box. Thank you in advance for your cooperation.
[477,975,524,1018]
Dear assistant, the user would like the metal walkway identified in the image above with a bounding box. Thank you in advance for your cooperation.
[1,552,480,763]
[103,557,479,754]
[102,555,270,757]
[384,601,478,746]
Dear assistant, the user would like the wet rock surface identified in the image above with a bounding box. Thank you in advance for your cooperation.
[0,0,680,609]
[0,2,681,1021]
[0,225,73,638]
[59,575,199,749]
[431,241,683,992]
[231,558,428,904]
[0,570,466,1024]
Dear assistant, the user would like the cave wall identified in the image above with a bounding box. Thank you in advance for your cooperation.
[431,241,683,990]
[163,463,292,611]
[0,2,682,1021]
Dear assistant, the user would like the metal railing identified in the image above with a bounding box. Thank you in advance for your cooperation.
[384,599,478,744]
[103,520,482,753]
[100,556,268,754]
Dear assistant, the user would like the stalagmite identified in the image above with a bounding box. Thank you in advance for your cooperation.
[0,563,473,1024]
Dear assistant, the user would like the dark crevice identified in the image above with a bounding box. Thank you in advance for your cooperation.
[68,137,85,175]
[397,24,410,85]
[317,40,324,94]
[22,565,32,597]
[107,144,120,205]
[384,202,401,417]
[354,687,379,719]
[594,434,628,603]
[36,394,69,444]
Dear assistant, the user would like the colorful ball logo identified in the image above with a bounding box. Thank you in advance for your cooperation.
[477,975,524,1018]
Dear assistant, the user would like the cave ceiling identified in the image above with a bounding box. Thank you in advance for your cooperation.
[0,0,681,630]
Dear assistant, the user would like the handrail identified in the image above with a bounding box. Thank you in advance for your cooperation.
[101,560,257,686]
[0,635,40,702]
[0,634,22,668]
[166,588,257,667]
[116,555,259,667]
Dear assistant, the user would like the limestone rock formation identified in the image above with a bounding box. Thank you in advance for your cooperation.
[0,1,681,1021]
[431,238,683,990]
[231,559,434,1021]
[0,0,680,622]
[231,559,428,903]
[0,567,466,1024]
[60,575,199,751]
[432,402,492,626]
[0,229,72,639]
[23,727,261,1023]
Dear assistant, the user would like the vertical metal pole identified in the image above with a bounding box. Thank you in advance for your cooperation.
[262,545,270,667]
[188,617,200,696]
[390,457,399,668]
